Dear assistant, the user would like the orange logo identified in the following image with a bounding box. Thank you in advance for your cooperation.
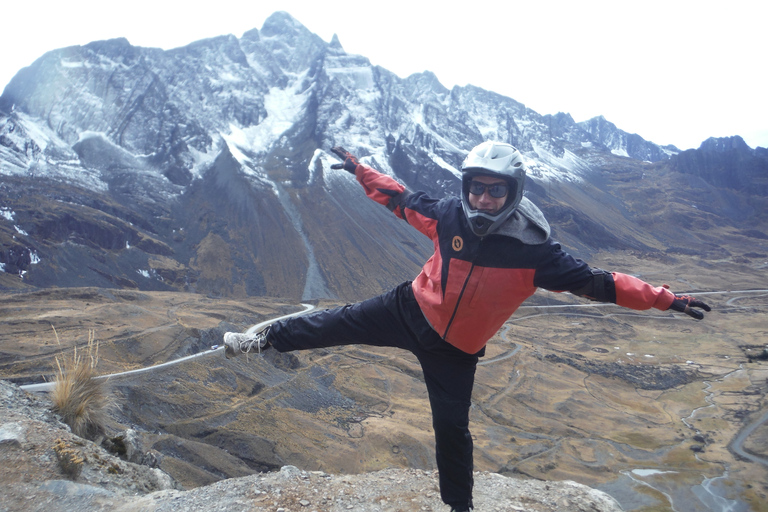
[452,236,463,252]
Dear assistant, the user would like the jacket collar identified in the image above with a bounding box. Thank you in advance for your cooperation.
[493,197,550,244]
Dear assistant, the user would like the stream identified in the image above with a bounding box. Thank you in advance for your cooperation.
[269,181,336,301]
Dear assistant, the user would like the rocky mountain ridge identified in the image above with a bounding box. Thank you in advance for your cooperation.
[2,11,765,301]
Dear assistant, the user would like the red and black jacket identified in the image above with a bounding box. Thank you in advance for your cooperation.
[354,164,676,354]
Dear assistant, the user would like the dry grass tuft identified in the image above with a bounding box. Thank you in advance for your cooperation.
[50,328,111,439]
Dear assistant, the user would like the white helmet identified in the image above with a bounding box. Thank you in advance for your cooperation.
[460,141,527,236]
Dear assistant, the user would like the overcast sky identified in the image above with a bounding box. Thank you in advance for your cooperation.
[1,0,765,151]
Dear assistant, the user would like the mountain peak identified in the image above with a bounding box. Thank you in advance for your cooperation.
[699,135,751,152]
[587,115,616,128]
[261,11,310,37]
[83,37,133,51]
[329,33,344,51]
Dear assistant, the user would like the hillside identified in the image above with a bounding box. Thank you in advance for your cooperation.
[2,244,767,510]
[1,379,623,511]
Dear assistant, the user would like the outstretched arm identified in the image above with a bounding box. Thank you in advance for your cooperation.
[610,272,710,319]
[573,269,711,320]
[535,243,711,320]
[330,146,444,239]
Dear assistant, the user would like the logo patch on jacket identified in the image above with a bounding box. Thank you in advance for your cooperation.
[452,236,464,252]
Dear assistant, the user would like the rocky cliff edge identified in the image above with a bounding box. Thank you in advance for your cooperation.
[0,380,623,511]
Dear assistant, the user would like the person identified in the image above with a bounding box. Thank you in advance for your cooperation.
[223,142,711,512]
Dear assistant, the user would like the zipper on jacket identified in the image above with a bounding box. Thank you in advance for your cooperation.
[442,249,480,340]
[442,227,485,340]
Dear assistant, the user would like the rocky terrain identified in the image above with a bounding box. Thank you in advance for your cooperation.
[1,379,624,512]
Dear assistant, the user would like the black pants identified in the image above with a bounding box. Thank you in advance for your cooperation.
[268,281,479,509]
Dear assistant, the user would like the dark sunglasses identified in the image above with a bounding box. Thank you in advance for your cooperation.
[468,181,509,198]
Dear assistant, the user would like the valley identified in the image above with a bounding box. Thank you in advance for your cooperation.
[2,251,766,511]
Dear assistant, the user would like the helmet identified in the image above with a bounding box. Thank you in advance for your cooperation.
[460,141,526,236]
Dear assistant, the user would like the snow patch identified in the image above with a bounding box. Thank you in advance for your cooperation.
[221,125,253,166]
[611,147,630,158]
[326,65,375,90]
[220,76,310,170]
[475,117,500,140]
[399,104,465,167]
[307,149,337,185]
[1,208,14,221]
[77,131,109,142]
[60,59,86,69]
[429,152,461,179]
[60,55,128,72]
[218,71,243,83]
[660,146,680,158]
[14,112,54,152]
[527,141,588,183]
[187,146,217,180]
[1,114,108,192]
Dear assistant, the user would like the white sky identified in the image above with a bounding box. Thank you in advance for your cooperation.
[1,0,765,151]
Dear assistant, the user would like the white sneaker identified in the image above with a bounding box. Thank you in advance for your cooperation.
[223,327,270,359]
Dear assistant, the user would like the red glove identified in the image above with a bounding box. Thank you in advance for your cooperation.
[330,146,360,174]
[668,293,711,320]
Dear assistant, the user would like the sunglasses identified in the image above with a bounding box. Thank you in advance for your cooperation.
[468,181,509,198]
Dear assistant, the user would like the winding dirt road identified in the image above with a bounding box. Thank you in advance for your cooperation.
[20,289,767,471]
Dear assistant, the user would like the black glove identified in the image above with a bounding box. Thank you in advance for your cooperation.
[668,293,711,320]
[330,146,360,174]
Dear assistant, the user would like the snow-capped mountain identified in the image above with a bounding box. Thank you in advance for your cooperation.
[1,11,765,300]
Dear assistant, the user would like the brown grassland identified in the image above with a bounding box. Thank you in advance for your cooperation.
[1,250,767,511]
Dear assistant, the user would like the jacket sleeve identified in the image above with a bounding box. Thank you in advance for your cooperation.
[533,241,676,311]
[354,164,407,211]
[353,163,441,239]
[610,272,676,310]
